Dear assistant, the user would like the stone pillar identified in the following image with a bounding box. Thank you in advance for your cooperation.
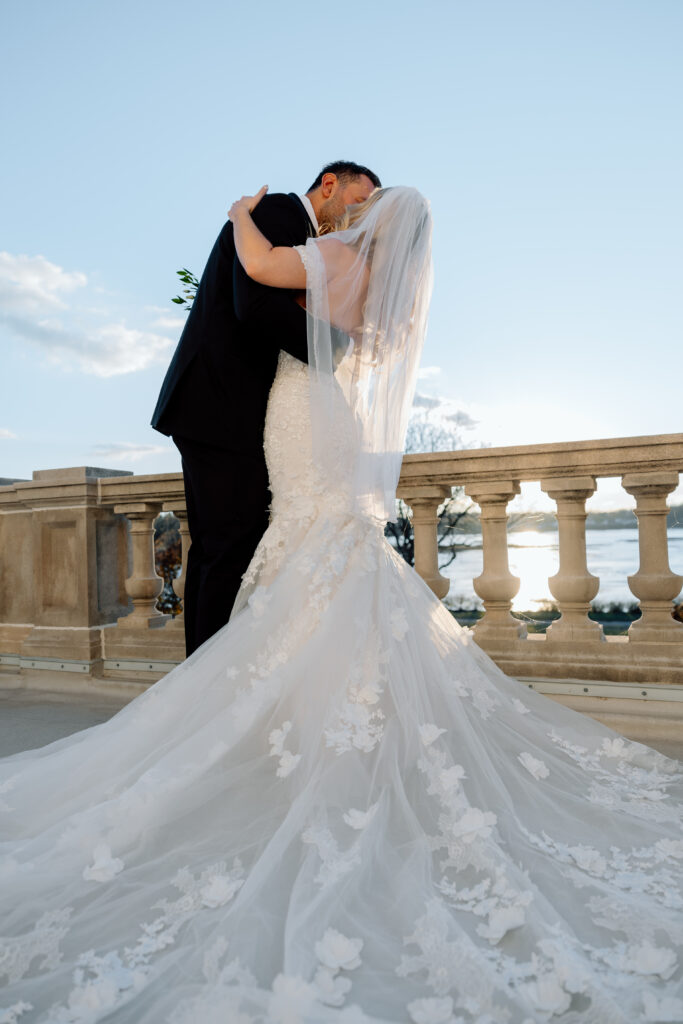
[0,483,34,660]
[398,485,451,598]
[622,471,683,643]
[464,480,526,644]
[0,466,131,672]
[540,476,604,643]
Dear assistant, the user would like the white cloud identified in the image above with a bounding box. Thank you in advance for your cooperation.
[0,251,87,311]
[0,428,18,439]
[82,325,176,377]
[89,442,173,462]
[444,409,479,430]
[410,393,479,430]
[412,392,442,410]
[0,251,176,377]
[2,313,175,377]
[146,305,188,330]
[417,365,441,379]
[151,314,187,330]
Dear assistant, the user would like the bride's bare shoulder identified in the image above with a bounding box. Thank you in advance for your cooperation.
[319,237,358,275]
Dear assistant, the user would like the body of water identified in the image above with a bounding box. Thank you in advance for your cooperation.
[441,527,683,611]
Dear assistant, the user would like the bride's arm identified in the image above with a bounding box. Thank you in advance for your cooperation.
[229,187,307,289]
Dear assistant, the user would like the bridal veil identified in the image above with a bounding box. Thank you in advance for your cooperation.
[302,186,434,524]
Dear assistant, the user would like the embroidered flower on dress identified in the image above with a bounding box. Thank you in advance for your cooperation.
[419,724,447,747]
[448,807,497,844]
[476,903,527,945]
[324,700,385,755]
[315,928,363,971]
[63,950,147,1020]
[301,826,361,888]
[566,845,607,876]
[0,908,72,986]
[656,838,683,860]
[82,844,124,883]
[267,973,318,1023]
[396,900,496,1009]
[439,765,467,792]
[199,871,244,909]
[606,940,678,979]
[547,728,682,825]
[268,721,301,778]
[275,751,301,778]
[599,736,636,759]
[268,721,292,755]
[342,803,379,830]
[312,965,352,1006]
[518,970,572,1016]
[517,752,550,780]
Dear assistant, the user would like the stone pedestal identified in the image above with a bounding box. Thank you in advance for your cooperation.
[0,467,132,673]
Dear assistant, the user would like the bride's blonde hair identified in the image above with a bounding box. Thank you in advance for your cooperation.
[318,187,389,236]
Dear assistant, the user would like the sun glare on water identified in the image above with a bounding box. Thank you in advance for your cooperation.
[506,531,559,612]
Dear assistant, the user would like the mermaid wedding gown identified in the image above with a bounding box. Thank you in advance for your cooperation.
[2,349,683,1024]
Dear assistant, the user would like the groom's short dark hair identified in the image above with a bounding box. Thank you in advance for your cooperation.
[307,160,382,192]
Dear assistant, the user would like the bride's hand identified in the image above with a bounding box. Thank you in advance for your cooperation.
[228,185,268,221]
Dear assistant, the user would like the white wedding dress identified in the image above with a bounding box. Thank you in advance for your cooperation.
[2,349,683,1024]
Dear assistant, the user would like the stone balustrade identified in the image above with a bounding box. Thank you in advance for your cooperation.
[397,433,683,707]
[2,432,682,742]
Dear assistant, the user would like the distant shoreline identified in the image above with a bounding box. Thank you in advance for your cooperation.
[444,503,683,535]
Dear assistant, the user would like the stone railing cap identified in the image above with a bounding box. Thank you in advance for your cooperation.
[32,466,133,482]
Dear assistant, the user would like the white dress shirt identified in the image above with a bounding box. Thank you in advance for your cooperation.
[299,194,319,235]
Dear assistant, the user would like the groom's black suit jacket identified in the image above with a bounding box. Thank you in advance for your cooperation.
[150,193,316,450]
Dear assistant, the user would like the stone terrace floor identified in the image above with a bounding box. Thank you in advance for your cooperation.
[0,687,133,757]
[0,686,682,762]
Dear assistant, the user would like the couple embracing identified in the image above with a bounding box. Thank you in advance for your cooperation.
[3,158,682,1024]
[151,159,380,655]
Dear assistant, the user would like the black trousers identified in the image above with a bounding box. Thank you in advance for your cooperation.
[172,434,270,658]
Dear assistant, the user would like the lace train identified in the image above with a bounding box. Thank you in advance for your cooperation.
[1,352,682,1023]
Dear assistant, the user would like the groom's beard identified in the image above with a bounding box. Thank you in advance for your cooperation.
[317,194,347,234]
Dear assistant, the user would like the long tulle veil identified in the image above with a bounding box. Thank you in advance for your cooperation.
[303,186,433,524]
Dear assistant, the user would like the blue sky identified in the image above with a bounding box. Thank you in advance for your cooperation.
[2,0,681,512]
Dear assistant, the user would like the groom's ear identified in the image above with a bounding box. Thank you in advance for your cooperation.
[319,172,339,198]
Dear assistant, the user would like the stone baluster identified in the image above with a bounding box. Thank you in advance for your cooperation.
[464,480,526,643]
[540,476,604,643]
[398,485,451,598]
[622,471,683,643]
[113,502,165,628]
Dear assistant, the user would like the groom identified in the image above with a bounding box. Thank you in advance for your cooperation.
[151,160,381,657]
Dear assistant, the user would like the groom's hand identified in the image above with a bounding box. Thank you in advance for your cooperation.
[228,185,268,222]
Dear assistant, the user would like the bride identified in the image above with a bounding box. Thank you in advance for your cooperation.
[1,186,682,1024]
